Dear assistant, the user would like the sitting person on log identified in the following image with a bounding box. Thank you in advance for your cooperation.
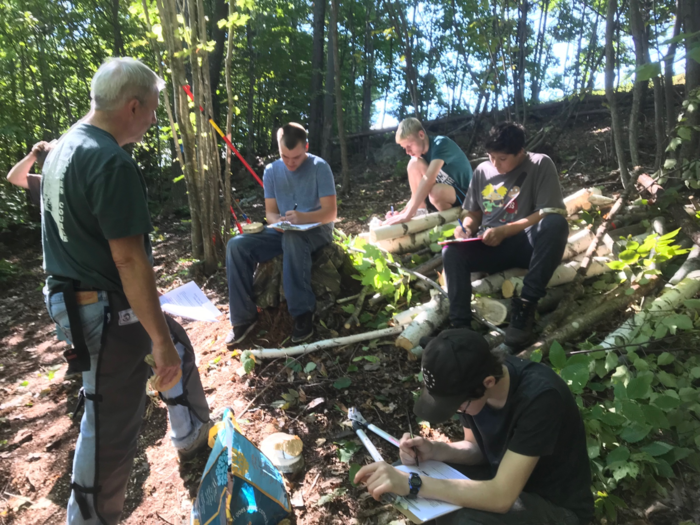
[384,117,472,225]
[443,122,569,348]
[225,123,337,346]
[355,329,594,525]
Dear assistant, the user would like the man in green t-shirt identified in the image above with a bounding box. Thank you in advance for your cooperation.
[42,58,211,525]
[384,117,473,225]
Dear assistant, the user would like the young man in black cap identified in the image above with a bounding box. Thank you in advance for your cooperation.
[443,122,569,348]
[354,329,593,525]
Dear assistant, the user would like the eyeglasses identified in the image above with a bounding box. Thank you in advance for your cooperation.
[457,399,472,413]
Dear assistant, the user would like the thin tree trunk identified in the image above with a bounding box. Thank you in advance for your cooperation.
[628,0,646,167]
[321,0,335,162]
[573,0,588,94]
[605,0,630,187]
[380,37,393,128]
[112,0,124,56]
[309,0,326,154]
[531,0,549,103]
[246,20,256,167]
[514,0,528,122]
[664,2,681,137]
[361,0,375,160]
[680,0,700,160]
[330,0,350,194]
[223,0,235,242]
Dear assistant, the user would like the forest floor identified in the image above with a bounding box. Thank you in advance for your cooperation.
[0,113,685,525]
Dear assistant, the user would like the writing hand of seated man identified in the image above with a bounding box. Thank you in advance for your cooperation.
[281,210,302,224]
[399,433,436,465]
[454,225,474,240]
[482,225,508,247]
[354,462,410,501]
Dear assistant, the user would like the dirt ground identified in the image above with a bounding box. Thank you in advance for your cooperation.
[0,114,670,525]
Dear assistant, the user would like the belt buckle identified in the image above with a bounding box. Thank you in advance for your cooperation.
[75,291,99,306]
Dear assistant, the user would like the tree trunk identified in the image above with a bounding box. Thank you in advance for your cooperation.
[111,0,124,56]
[321,0,335,162]
[663,1,681,137]
[605,0,630,187]
[628,0,647,167]
[680,0,700,160]
[309,0,326,154]
[360,0,375,160]
[531,0,550,104]
[387,1,420,117]
[514,0,528,123]
[246,20,256,167]
[207,0,229,126]
[223,0,235,242]
[572,0,588,94]
[330,0,350,195]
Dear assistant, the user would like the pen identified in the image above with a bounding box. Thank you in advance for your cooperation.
[293,203,298,211]
[457,217,467,235]
[390,205,394,214]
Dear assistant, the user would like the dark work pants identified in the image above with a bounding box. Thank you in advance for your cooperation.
[443,215,569,326]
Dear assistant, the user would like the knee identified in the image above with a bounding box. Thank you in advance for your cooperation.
[539,213,569,238]
[442,245,465,268]
[407,156,428,176]
[226,235,247,257]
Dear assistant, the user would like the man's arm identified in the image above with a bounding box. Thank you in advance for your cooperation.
[265,198,282,224]
[481,210,542,247]
[282,195,337,225]
[356,450,539,514]
[399,428,486,466]
[454,210,483,239]
[109,235,180,385]
[7,152,38,189]
[386,159,445,225]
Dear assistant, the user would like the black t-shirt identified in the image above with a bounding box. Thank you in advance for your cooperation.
[459,356,593,524]
[41,124,153,291]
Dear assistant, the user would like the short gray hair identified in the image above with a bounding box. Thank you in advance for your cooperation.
[91,57,165,111]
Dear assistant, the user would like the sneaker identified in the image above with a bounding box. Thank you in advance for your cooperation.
[505,297,538,349]
[225,319,258,347]
[177,419,215,461]
[291,312,314,343]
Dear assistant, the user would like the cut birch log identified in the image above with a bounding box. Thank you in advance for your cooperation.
[518,277,662,359]
[474,297,509,325]
[564,187,602,215]
[391,303,432,327]
[472,269,528,295]
[562,229,595,261]
[248,326,404,359]
[375,221,459,254]
[597,268,700,352]
[588,194,616,207]
[395,294,449,351]
[370,208,461,242]
[669,245,700,285]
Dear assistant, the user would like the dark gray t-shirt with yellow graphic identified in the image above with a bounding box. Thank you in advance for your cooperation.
[42,124,153,292]
[463,152,565,233]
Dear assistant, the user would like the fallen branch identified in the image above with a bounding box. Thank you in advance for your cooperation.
[412,253,443,276]
[518,277,663,359]
[472,269,528,295]
[344,286,371,329]
[375,221,459,254]
[564,187,602,215]
[395,294,449,351]
[370,208,461,242]
[248,326,404,359]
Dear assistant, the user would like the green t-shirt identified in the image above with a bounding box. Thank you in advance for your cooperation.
[421,135,473,192]
[42,124,153,292]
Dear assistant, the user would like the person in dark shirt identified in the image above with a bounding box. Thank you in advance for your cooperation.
[6,140,51,206]
[355,329,593,525]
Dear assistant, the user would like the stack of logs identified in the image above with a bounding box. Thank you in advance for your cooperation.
[249,179,700,360]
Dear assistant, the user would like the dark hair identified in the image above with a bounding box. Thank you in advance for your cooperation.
[277,123,307,150]
[463,351,505,400]
[484,122,526,155]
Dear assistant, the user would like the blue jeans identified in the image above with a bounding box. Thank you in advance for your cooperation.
[443,214,569,326]
[226,226,332,325]
[46,291,205,525]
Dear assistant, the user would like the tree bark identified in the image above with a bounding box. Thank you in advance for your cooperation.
[361,0,375,160]
[309,0,326,154]
[223,0,235,242]
[514,0,528,123]
[330,0,350,194]
[605,0,630,187]
[680,0,700,160]
[628,0,647,167]
[207,0,229,125]
[663,1,681,137]
[246,20,256,167]
[111,0,124,56]
[321,0,335,162]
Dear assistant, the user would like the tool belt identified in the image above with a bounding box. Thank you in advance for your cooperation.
[47,276,99,373]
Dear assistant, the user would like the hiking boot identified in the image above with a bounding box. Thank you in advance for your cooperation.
[177,419,215,461]
[225,319,258,347]
[505,297,538,349]
[450,319,472,330]
[291,312,314,343]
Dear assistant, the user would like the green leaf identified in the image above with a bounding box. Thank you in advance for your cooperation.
[560,363,590,393]
[640,404,670,429]
[653,394,681,410]
[619,400,646,424]
[606,446,630,467]
[690,367,700,379]
[605,352,619,373]
[549,341,567,369]
[333,377,352,389]
[654,458,675,478]
[606,260,627,271]
[341,304,355,314]
[661,447,693,465]
[612,461,640,481]
[633,61,661,82]
[679,387,699,403]
[641,441,674,457]
[304,362,317,373]
[316,487,347,506]
[626,377,651,399]
[530,349,542,363]
[336,440,360,463]
[664,158,678,170]
[349,463,362,486]
[683,299,700,310]
[620,422,653,443]
[688,45,700,64]
[657,352,675,366]
[657,371,678,388]
[599,411,627,426]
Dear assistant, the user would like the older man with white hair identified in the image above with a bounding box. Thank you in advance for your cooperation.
[42,57,212,524]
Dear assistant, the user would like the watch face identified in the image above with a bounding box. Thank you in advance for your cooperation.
[409,472,422,492]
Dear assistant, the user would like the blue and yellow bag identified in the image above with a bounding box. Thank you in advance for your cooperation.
[191,408,291,525]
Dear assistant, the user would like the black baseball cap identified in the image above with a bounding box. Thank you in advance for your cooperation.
[414,328,498,424]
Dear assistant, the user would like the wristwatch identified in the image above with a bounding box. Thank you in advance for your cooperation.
[407,472,422,499]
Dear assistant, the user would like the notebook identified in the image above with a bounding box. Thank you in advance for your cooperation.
[268,221,322,231]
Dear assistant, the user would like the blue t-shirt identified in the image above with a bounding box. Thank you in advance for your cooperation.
[263,154,336,230]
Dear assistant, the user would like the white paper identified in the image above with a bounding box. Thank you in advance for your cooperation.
[159,281,222,322]
[268,221,322,231]
[395,461,468,522]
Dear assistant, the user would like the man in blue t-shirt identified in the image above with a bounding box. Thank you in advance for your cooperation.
[384,117,472,225]
[226,123,337,345]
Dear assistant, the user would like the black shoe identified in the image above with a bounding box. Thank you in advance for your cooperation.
[450,319,472,329]
[225,319,258,347]
[505,297,538,348]
[291,312,314,343]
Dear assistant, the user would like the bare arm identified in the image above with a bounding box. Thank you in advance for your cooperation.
[406,159,444,216]
[281,195,337,225]
[265,198,282,224]
[108,235,180,384]
[454,210,483,239]
[7,153,38,189]
[482,210,543,247]
[400,428,486,466]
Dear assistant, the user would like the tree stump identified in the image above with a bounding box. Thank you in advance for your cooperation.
[252,242,351,318]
